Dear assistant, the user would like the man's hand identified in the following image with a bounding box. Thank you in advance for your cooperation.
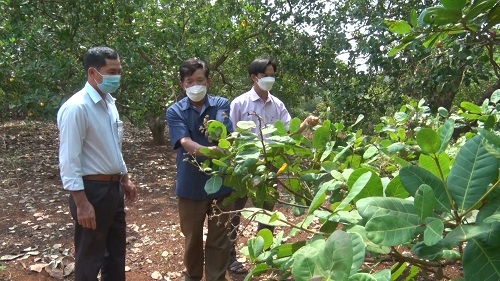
[71,191,96,230]
[305,115,320,127]
[121,175,138,203]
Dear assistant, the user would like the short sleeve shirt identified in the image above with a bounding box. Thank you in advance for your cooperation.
[166,95,234,200]
[230,87,291,134]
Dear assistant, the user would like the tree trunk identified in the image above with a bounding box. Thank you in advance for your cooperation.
[148,116,167,146]
[477,78,500,104]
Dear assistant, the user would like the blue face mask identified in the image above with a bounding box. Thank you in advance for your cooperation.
[94,68,121,93]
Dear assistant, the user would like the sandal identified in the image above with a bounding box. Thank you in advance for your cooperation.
[228,261,248,274]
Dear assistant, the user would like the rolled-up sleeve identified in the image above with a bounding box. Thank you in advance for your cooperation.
[229,99,240,131]
[219,99,234,133]
[57,105,87,191]
[166,106,189,150]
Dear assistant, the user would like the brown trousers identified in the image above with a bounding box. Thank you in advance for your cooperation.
[178,197,232,281]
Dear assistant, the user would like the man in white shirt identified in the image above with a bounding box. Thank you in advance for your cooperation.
[228,56,318,274]
[57,46,138,281]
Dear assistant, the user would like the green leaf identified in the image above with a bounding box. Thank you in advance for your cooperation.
[463,238,500,281]
[313,126,330,150]
[400,165,450,211]
[252,236,265,257]
[274,120,288,135]
[308,181,329,214]
[461,101,482,113]
[289,117,302,134]
[447,135,499,210]
[418,153,451,179]
[212,159,227,167]
[363,145,378,159]
[218,139,231,149]
[204,176,222,194]
[207,120,227,139]
[350,232,366,275]
[385,19,412,34]
[347,168,384,203]
[336,171,372,211]
[464,0,498,21]
[319,231,354,281]
[291,243,322,280]
[385,175,410,198]
[441,0,466,10]
[439,119,455,153]
[366,216,417,246]
[410,9,418,26]
[443,224,494,246]
[388,41,411,57]
[437,107,449,118]
[487,2,500,28]
[419,6,462,25]
[257,228,274,250]
[491,89,500,103]
[356,197,420,226]
[237,120,256,130]
[424,217,444,246]
[348,273,378,280]
[417,128,442,154]
[415,184,435,220]
[479,128,500,159]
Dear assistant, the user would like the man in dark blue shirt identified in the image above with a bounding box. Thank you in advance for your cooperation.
[166,58,233,281]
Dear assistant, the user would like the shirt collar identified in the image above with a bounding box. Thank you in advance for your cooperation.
[250,87,272,103]
[179,95,214,110]
[85,82,115,104]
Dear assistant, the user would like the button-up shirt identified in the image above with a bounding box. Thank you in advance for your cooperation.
[57,82,128,191]
[230,87,291,135]
[166,95,234,200]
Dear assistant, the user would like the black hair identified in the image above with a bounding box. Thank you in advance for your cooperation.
[83,46,119,72]
[179,58,210,81]
[248,56,277,76]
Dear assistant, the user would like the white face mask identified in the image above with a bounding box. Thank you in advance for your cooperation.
[257,77,275,91]
[185,85,207,102]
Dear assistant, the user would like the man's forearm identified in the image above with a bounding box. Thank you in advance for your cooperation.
[70,190,90,207]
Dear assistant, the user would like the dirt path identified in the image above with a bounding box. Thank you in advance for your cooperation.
[0,121,249,281]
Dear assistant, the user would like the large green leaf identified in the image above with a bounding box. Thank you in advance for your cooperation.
[400,165,450,211]
[385,175,410,198]
[461,101,482,114]
[479,128,500,159]
[464,0,498,21]
[415,184,435,220]
[350,232,366,275]
[347,168,384,203]
[365,215,417,246]
[291,244,320,281]
[441,0,467,10]
[348,273,377,280]
[204,176,222,194]
[336,171,373,211]
[384,20,412,34]
[356,197,420,225]
[419,6,462,26]
[416,128,441,154]
[443,224,494,246]
[439,119,455,153]
[447,135,499,211]
[319,231,354,281]
[313,125,330,150]
[418,153,451,179]
[423,217,443,246]
[308,181,330,214]
[463,238,500,281]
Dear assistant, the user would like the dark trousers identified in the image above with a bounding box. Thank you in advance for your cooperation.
[69,181,126,281]
[229,196,274,263]
[178,197,232,281]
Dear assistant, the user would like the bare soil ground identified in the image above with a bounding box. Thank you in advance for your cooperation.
[0,120,464,281]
